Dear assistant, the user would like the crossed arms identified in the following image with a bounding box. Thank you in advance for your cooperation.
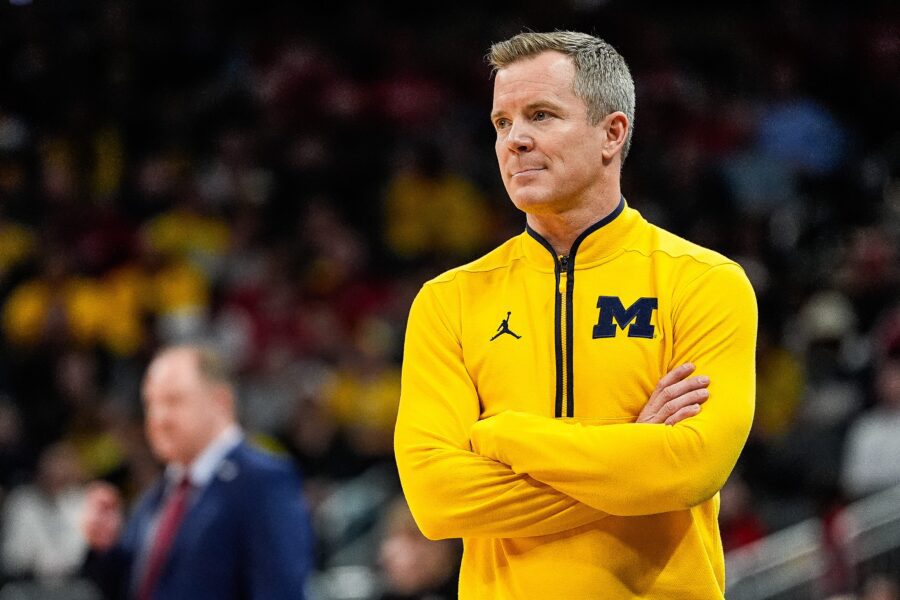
[394,263,757,540]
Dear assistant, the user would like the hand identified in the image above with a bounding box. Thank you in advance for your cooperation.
[637,363,710,426]
[80,481,123,551]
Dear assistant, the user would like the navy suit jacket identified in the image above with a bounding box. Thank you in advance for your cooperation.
[86,441,314,600]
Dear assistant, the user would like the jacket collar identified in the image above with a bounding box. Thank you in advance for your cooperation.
[521,197,639,271]
[164,424,244,490]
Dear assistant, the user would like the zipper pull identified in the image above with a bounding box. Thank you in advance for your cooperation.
[558,255,569,294]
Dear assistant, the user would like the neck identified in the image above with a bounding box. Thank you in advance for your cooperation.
[525,190,621,256]
[176,419,234,468]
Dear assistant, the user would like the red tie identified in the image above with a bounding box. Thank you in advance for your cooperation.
[136,475,193,600]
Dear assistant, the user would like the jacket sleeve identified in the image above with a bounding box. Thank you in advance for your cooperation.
[81,489,153,600]
[395,283,607,540]
[470,263,757,516]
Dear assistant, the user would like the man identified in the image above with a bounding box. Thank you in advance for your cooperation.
[80,345,313,599]
[394,31,757,598]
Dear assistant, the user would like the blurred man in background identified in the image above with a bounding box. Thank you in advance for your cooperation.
[80,344,314,600]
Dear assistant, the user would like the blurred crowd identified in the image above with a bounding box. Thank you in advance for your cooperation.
[0,0,897,598]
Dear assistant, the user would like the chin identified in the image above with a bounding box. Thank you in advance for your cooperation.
[149,441,177,464]
[509,191,556,215]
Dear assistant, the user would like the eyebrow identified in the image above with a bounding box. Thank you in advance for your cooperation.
[490,100,563,121]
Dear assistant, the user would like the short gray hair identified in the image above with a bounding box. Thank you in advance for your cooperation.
[194,344,234,390]
[488,31,636,162]
[152,343,235,391]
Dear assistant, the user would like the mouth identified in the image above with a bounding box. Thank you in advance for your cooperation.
[511,167,545,178]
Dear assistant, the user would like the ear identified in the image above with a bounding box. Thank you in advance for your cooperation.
[600,112,629,162]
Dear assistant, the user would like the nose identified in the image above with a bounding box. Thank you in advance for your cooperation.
[505,121,534,154]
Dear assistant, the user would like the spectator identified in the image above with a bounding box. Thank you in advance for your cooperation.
[377,497,459,600]
[718,472,767,553]
[1,441,87,581]
[383,141,491,265]
[841,334,900,498]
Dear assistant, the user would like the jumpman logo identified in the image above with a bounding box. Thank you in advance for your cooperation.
[490,311,522,341]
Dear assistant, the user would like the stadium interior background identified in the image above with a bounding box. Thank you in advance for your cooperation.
[0,0,897,598]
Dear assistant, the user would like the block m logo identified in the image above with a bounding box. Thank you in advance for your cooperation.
[592,297,658,339]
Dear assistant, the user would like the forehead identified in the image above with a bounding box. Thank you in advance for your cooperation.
[143,350,203,399]
[492,51,579,111]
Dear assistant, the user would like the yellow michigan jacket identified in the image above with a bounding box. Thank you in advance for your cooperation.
[394,198,757,599]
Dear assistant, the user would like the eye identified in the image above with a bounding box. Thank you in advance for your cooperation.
[533,111,548,121]
[494,118,510,131]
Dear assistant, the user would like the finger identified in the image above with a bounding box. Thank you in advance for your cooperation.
[646,368,705,416]
[655,387,709,422]
[665,403,702,426]
[653,362,696,394]
[643,363,696,415]
[660,375,710,404]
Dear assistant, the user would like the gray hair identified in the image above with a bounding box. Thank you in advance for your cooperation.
[151,343,235,392]
[488,31,636,162]
[195,344,234,390]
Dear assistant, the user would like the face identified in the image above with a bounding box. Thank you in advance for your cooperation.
[142,349,226,466]
[492,51,611,216]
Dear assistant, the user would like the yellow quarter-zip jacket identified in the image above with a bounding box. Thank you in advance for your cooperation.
[395,199,757,599]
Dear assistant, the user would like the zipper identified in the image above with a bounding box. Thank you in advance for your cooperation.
[559,255,575,417]
[526,196,625,420]
[551,254,575,419]
[558,255,570,418]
